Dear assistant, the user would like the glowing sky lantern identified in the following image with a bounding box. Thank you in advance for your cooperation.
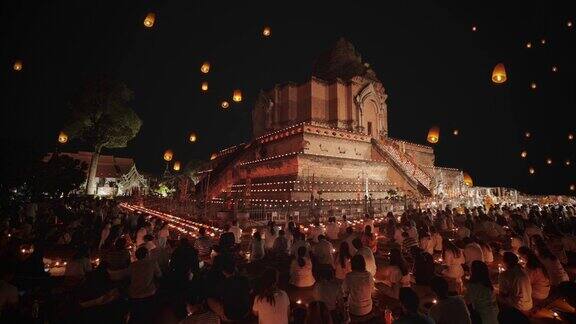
[163,149,173,162]
[143,13,156,28]
[529,167,535,175]
[568,21,573,28]
[262,26,271,37]
[13,59,23,71]
[427,126,440,144]
[521,151,527,158]
[221,101,229,109]
[525,132,531,139]
[173,161,181,171]
[566,159,572,166]
[540,38,546,45]
[526,42,532,49]
[201,62,210,74]
[471,25,477,32]
[463,172,473,187]
[233,89,242,102]
[570,184,575,191]
[546,158,553,165]
[58,131,68,144]
[491,63,507,84]
[189,132,197,143]
[552,66,558,72]
[530,82,537,90]
[569,133,574,140]
[210,153,217,160]
[201,82,208,91]
[452,129,459,136]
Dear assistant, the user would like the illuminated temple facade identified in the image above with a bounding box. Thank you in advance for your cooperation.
[200,39,466,213]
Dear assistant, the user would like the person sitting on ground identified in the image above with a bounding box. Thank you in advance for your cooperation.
[290,231,311,257]
[182,288,220,324]
[343,255,374,317]
[157,222,169,249]
[309,220,325,243]
[430,226,443,254]
[64,244,92,285]
[518,246,550,302]
[128,247,162,300]
[194,227,213,261]
[326,217,340,241]
[344,227,358,255]
[498,252,532,312]
[401,231,418,260]
[463,237,484,268]
[103,237,131,281]
[290,246,315,288]
[252,267,290,324]
[413,249,435,286]
[249,231,265,262]
[209,257,251,322]
[393,287,434,324]
[532,236,569,286]
[442,240,465,293]
[264,221,277,251]
[360,225,377,253]
[420,231,434,255]
[352,238,376,277]
[477,240,494,265]
[313,265,343,313]
[429,276,472,324]
[170,238,199,283]
[313,234,334,266]
[382,248,410,299]
[334,241,352,281]
[465,261,499,324]
[272,229,289,256]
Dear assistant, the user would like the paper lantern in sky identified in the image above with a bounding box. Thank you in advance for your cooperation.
[262,26,271,37]
[221,101,229,109]
[143,13,156,28]
[463,173,473,187]
[173,161,181,171]
[427,126,440,144]
[201,62,210,74]
[233,90,242,102]
[201,82,208,91]
[491,63,507,84]
[58,131,68,144]
[163,149,173,162]
[13,59,23,71]
[189,132,197,143]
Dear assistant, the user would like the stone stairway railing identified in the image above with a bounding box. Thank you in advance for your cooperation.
[372,139,432,194]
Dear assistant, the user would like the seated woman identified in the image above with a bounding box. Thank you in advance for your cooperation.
[333,241,352,281]
[313,265,343,314]
[248,231,266,262]
[253,268,290,324]
[289,246,315,288]
[518,247,550,302]
[532,236,570,286]
[360,225,377,253]
[343,255,374,317]
[465,261,499,324]
[381,248,410,299]
[442,241,465,293]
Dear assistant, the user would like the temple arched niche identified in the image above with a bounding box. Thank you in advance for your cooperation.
[354,82,388,139]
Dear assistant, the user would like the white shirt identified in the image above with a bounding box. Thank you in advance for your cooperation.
[498,266,533,311]
[229,226,242,244]
[343,271,374,316]
[313,239,334,265]
[356,247,377,277]
[289,258,315,287]
[252,290,290,324]
[464,243,484,267]
[309,226,325,243]
[326,222,340,240]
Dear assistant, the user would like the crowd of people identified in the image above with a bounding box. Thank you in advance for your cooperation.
[1,198,576,324]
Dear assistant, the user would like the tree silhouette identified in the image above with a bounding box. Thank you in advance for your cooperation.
[65,77,142,195]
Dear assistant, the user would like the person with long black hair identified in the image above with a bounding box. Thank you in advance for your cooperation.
[289,246,315,287]
[465,261,499,324]
[334,241,352,280]
[252,268,290,324]
[518,246,550,301]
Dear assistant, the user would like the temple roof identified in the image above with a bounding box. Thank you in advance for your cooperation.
[312,38,378,81]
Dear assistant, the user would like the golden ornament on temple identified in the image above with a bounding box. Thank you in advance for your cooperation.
[163,149,173,162]
[232,89,242,102]
[463,172,473,187]
[173,161,181,171]
[201,82,208,91]
[427,126,440,144]
[201,62,210,74]
[189,132,197,143]
[529,167,535,175]
[546,158,552,165]
[13,59,23,71]
[262,26,271,37]
[143,13,156,28]
[530,82,537,90]
[58,131,68,144]
[221,100,229,109]
[491,63,507,84]
[521,151,527,158]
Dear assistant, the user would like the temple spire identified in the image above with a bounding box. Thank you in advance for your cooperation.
[312,38,377,81]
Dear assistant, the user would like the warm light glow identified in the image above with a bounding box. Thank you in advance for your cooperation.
[163,149,173,162]
[173,161,181,171]
[210,153,217,160]
[471,26,477,32]
[525,132,531,138]
[13,59,23,71]
[530,82,537,90]
[427,126,440,144]
[262,26,271,37]
[232,89,242,102]
[491,63,507,84]
[58,131,68,144]
[546,158,552,165]
[570,184,575,191]
[463,172,473,187]
[566,160,572,166]
[143,13,156,28]
[201,82,208,91]
[540,38,546,45]
[552,66,558,72]
[221,101,229,109]
[569,133,574,140]
[526,42,532,49]
[201,62,210,74]
[452,129,459,136]
[189,133,197,143]
[521,151,527,158]
[529,167,535,175]
[568,21,573,28]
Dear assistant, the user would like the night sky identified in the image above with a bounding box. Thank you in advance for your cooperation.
[1,1,574,195]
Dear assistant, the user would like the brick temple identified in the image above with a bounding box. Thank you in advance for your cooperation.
[199,39,466,215]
